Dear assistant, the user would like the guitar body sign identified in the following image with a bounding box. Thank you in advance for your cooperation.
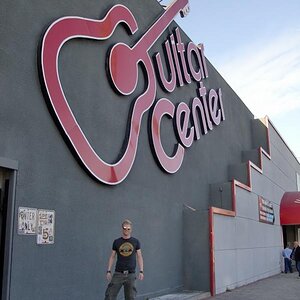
[39,0,225,185]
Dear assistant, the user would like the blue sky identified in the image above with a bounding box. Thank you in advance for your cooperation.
[160,0,300,160]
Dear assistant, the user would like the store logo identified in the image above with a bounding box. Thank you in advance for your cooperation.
[39,0,225,185]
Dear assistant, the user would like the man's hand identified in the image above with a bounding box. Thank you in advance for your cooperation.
[106,250,116,281]
[138,272,144,281]
[106,271,112,281]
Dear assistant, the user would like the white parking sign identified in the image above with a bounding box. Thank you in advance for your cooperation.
[18,207,37,235]
[37,210,55,245]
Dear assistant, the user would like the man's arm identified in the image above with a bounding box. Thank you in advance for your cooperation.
[106,250,116,281]
[137,249,144,280]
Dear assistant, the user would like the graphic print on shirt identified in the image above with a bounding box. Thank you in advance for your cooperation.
[119,242,134,257]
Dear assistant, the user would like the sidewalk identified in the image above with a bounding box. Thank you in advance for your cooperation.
[205,272,299,300]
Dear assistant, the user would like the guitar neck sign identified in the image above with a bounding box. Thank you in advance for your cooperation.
[39,0,225,185]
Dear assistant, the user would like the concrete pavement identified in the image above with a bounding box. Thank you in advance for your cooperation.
[150,291,210,300]
[205,272,300,300]
[150,271,299,300]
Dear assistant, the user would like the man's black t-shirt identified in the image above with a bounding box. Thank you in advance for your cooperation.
[113,237,141,272]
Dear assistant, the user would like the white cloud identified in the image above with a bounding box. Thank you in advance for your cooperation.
[210,29,300,159]
[216,29,300,119]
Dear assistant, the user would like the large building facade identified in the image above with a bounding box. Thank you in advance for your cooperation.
[0,0,299,299]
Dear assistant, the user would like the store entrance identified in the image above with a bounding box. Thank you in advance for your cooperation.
[282,225,300,247]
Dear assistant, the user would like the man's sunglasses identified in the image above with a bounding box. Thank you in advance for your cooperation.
[123,227,131,231]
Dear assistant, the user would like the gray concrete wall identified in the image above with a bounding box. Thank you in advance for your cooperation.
[214,121,300,294]
[0,0,299,299]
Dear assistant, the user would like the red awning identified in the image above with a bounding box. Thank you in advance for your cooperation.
[280,192,300,225]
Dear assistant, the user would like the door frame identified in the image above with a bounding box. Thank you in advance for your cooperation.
[0,157,18,300]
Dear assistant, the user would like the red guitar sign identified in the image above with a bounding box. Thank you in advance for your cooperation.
[39,0,225,185]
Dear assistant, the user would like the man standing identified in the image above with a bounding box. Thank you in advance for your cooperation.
[282,243,293,273]
[104,219,144,300]
[293,241,300,277]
